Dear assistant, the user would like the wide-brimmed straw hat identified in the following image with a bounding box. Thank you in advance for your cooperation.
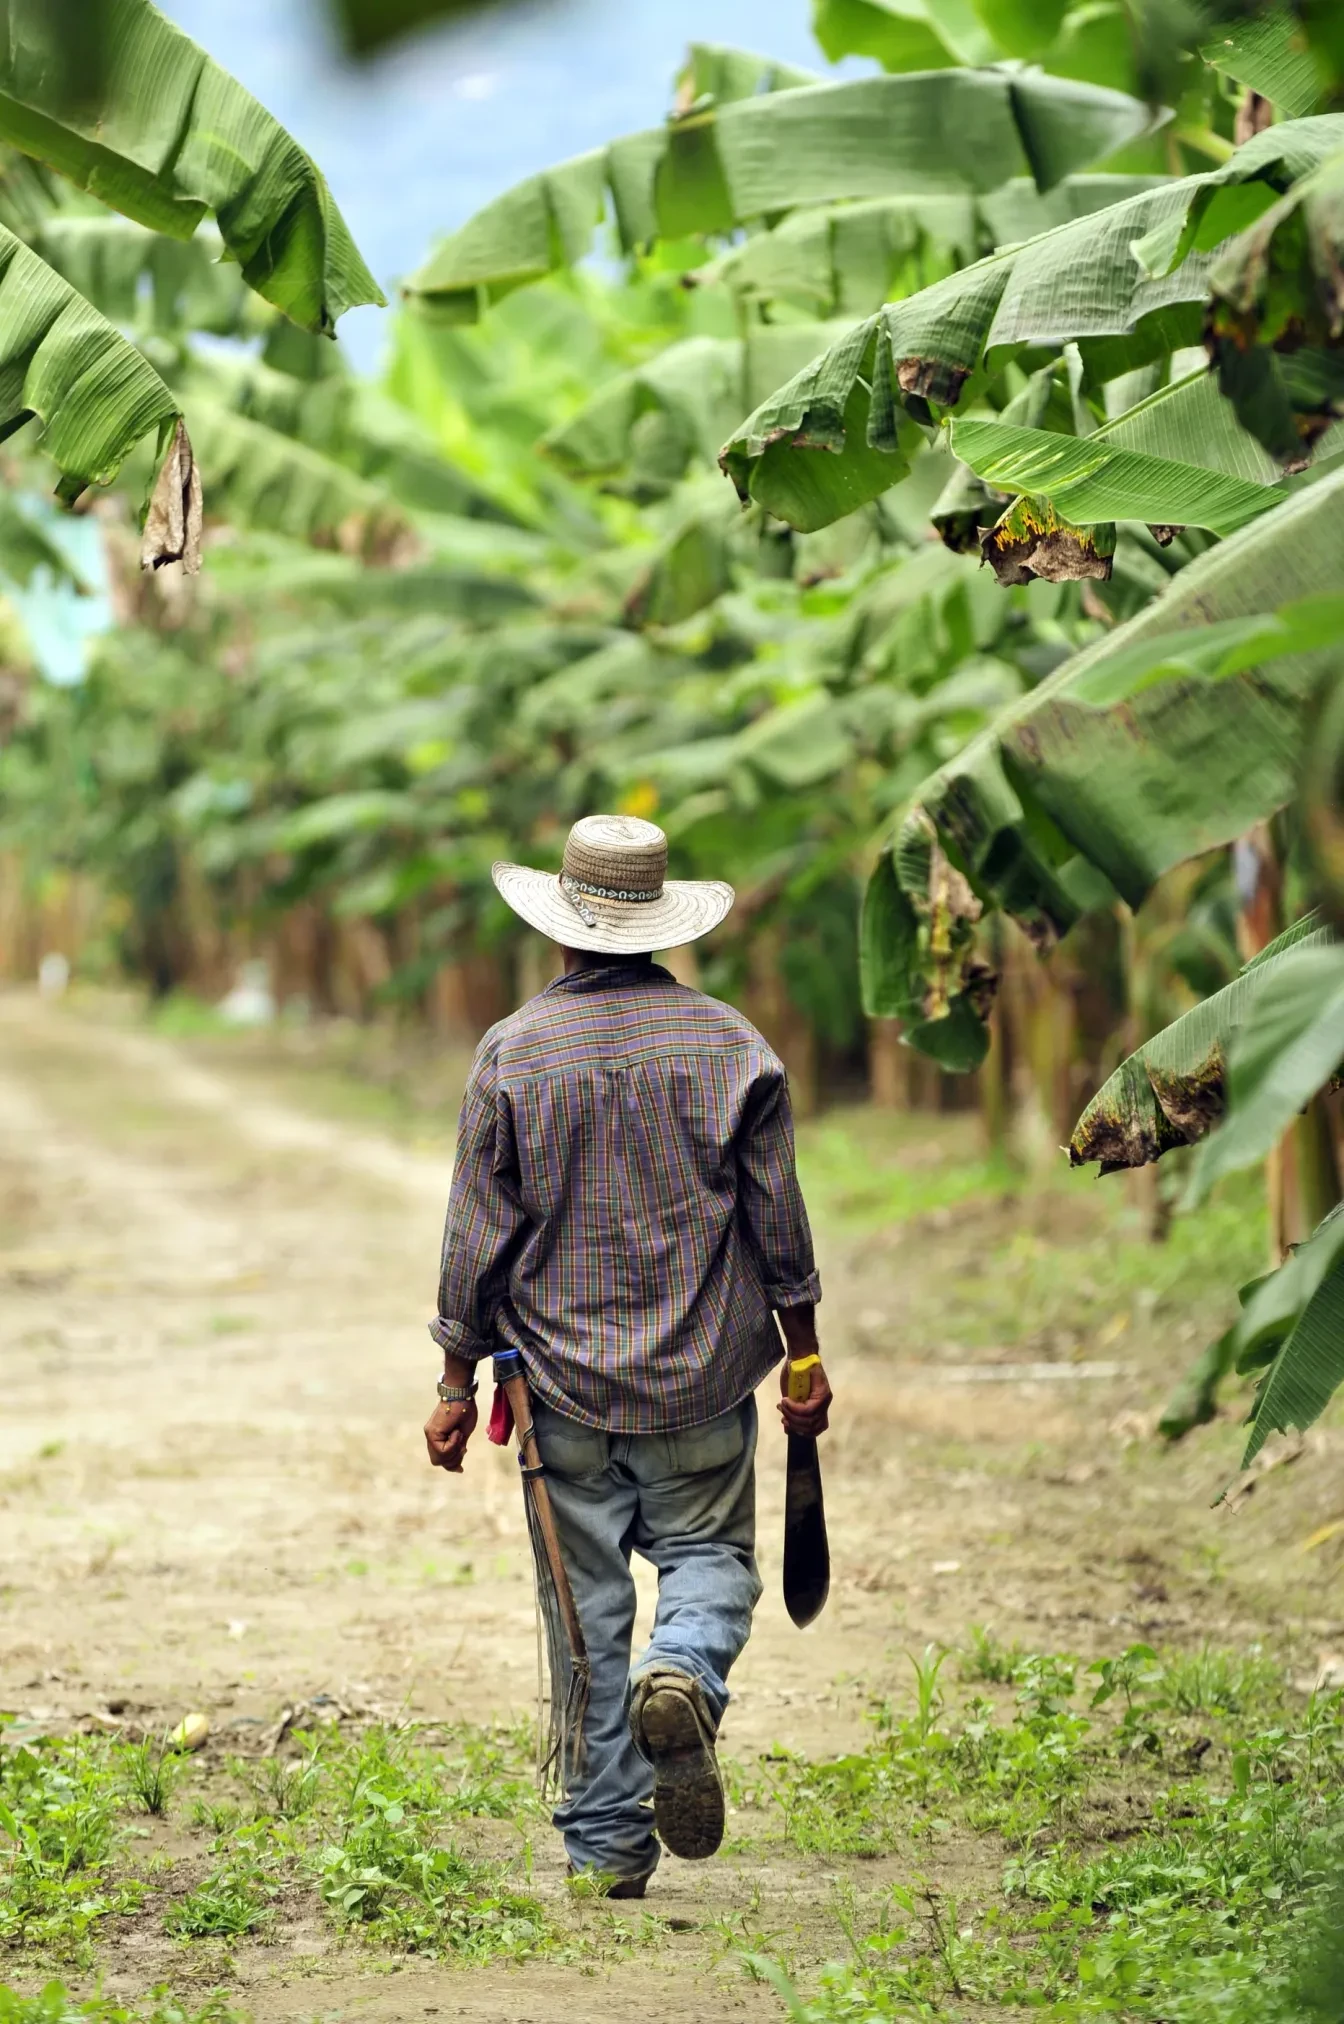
[492,814,734,954]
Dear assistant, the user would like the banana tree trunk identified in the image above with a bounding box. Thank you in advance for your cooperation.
[1234,823,1298,1261]
[868,1017,906,1109]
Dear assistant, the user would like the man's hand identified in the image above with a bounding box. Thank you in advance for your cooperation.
[775,1302,832,1437]
[424,1397,479,1473]
[778,1356,832,1438]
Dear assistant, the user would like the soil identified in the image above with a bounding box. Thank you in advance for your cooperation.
[2,990,1342,2021]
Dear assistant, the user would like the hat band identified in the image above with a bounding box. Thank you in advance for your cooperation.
[562,873,662,903]
[558,870,661,931]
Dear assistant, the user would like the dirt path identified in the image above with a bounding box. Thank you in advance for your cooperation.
[2,992,1341,2020]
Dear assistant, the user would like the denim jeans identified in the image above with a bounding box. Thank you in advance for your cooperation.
[529,1392,762,1878]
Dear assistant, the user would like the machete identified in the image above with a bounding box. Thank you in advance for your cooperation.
[783,1355,830,1628]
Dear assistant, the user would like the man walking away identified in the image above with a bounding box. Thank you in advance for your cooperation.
[424,814,832,1896]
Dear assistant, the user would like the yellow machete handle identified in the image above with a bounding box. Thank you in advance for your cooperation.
[787,1353,821,1403]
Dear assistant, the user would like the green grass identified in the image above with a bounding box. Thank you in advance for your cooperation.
[0,1991,244,2024]
[796,1111,1018,1235]
[5,1648,1339,2017]
[0,1718,555,1973]
[736,1639,1344,2023]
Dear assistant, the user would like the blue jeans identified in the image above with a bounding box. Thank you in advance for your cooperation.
[530,1393,762,1878]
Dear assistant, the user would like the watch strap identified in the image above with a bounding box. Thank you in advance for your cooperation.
[437,1377,479,1404]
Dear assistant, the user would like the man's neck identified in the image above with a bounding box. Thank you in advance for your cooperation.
[560,946,655,976]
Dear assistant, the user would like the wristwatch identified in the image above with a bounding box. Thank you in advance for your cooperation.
[436,1377,479,1404]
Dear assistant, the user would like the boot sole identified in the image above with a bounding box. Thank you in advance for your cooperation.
[639,1685,725,1861]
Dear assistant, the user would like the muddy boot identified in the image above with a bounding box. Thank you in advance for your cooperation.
[630,1668,724,1861]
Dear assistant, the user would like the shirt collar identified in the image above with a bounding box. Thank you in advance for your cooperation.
[543,961,674,996]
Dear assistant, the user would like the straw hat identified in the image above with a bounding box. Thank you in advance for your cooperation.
[492,815,734,954]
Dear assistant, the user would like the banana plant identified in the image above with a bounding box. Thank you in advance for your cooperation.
[720,116,1344,538]
[0,2,380,568]
[0,0,381,334]
[1070,911,1338,1177]
[404,53,1155,323]
[813,0,1336,115]
[860,469,1344,1057]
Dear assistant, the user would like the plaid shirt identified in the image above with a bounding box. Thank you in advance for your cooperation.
[430,961,820,1431]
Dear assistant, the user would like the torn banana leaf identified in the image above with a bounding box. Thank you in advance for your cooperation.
[978,494,1115,583]
[1069,912,1332,1172]
[0,0,381,333]
[723,117,1344,530]
[1230,1203,1344,1470]
[931,360,1077,551]
[1203,148,1344,462]
[404,68,1154,321]
[860,462,1344,1051]
[1134,117,1344,266]
[0,218,194,548]
[719,320,918,532]
[948,366,1286,565]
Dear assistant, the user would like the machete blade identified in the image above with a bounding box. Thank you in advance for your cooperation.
[783,1432,830,1628]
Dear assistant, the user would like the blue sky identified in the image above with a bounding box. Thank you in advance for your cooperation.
[159,0,846,369]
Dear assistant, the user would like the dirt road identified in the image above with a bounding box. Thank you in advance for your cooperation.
[2,992,1340,2019]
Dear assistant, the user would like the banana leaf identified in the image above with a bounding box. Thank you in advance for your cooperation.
[812,0,996,71]
[0,487,91,588]
[184,401,413,556]
[721,117,1344,530]
[949,374,1286,536]
[0,216,189,525]
[403,68,1154,323]
[692,177,1170,319]
[1204,148,1344,462]
[543,337,747,483]
[1186,940,1344,1204]
[690,193,980,318]
[861,463,1344,1050]
[1200,10,1326,119]
[542,325,853,486]
[186,355,520,526]
[622,506,735,630]
[1230,1202,1344,1469]
[0,0,381,334]
[673,42,820,105]
[1069,912,1333,1172]
[35,214,248,337]
[0,140,59,238]
[931,359,1075,550]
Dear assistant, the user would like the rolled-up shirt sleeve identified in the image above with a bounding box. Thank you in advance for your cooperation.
[737,1064,822,1310]
[430,1042,526,1363]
